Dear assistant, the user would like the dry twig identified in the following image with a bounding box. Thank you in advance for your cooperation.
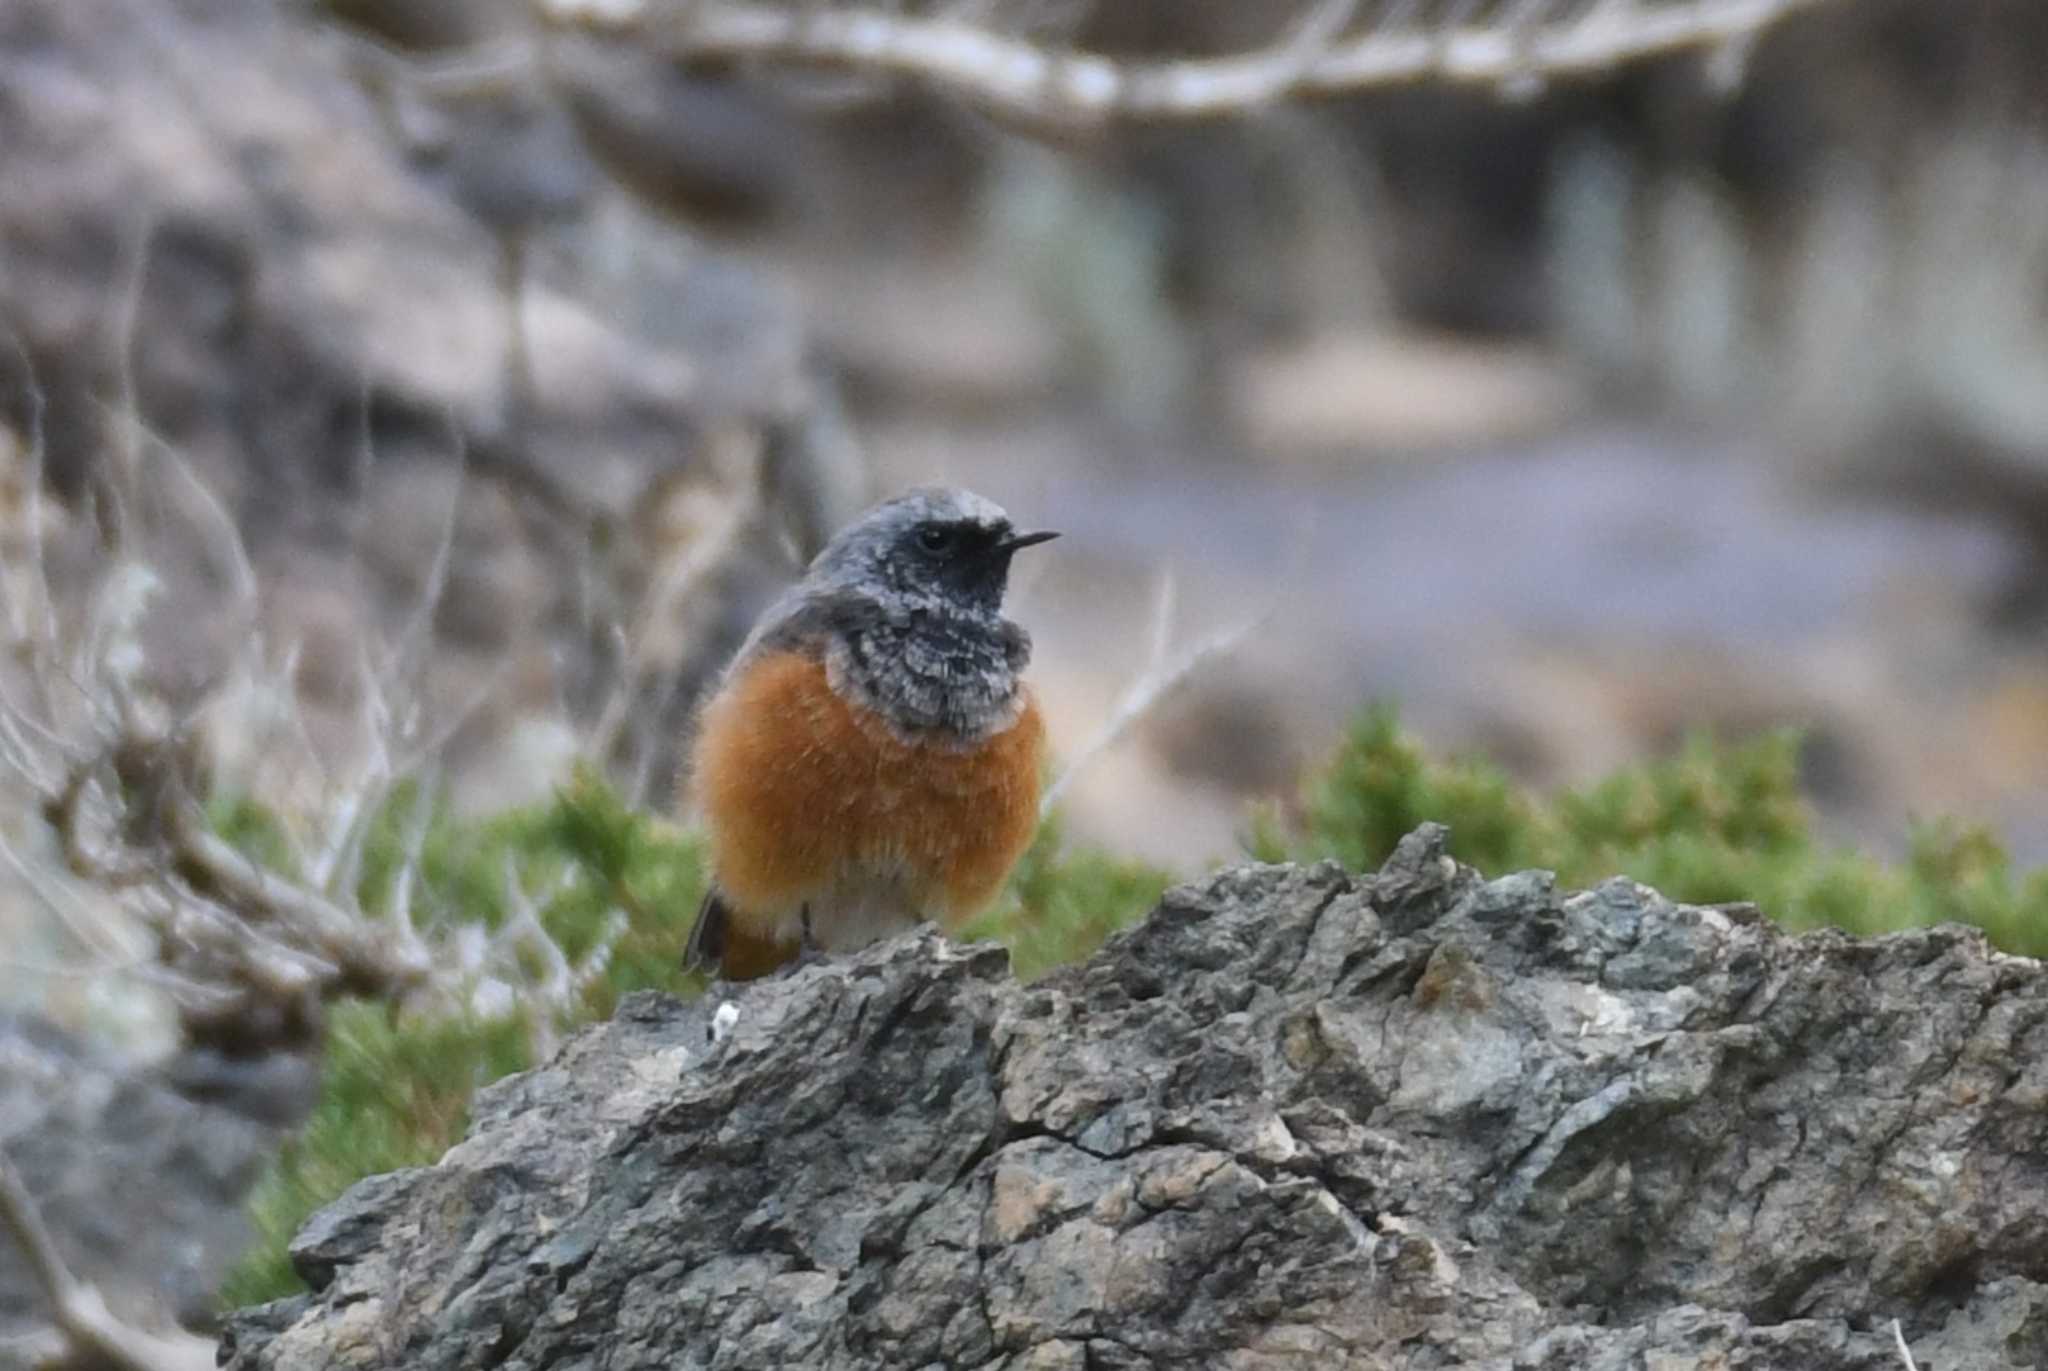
[0,353,593,1053]
[554,0,1826,130]
[0,1143,215,1371]
[1039,569,1271,817]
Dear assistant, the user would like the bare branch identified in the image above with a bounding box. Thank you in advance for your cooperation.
[1283,0,1367,63]
[0,1143,215,1371]
[498,855,575,1006]
[42,716,437,1005]
[564,0,1827,130]
[164,796,437,991]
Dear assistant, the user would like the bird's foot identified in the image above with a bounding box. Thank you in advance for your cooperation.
[790,905,828,971]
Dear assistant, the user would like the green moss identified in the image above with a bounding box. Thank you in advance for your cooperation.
[1275,705,2048,956]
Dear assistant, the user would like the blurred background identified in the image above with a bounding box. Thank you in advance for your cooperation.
[4,0,2048,999]
[7,0,2048,1349]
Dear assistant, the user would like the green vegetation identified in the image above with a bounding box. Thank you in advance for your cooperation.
[1254,703,2048,956]
[962,813,1172,981]
[219,707,2048,1308]
[216,770,714,1306]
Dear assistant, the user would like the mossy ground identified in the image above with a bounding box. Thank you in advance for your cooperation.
[216,710,2048,1306]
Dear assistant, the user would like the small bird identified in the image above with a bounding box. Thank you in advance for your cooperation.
[684,487,1058,980]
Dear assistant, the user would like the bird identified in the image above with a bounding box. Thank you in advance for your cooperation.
[683,487,1058,980]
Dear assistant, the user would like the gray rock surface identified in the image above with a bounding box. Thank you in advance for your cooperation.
[0,1016,291,1357]
[0,0,817,520]
[219,826,2048,1368]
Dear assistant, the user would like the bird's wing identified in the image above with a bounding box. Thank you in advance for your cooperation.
[682,884,804,980]
[682,884,730,974]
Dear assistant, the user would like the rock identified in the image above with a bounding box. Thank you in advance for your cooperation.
[0,1015,291,1348]
[0,0,819,520]
[1228,330,1584,457]
[220,826,2048,1369]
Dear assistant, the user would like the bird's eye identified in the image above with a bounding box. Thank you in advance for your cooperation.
[917,526,956,554]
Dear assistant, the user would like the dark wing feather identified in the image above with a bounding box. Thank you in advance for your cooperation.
[683,884,730,974]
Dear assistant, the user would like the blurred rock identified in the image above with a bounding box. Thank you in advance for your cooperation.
[410,84,600,251]
[804,252,1067,415]
[223,832,2048,1368]
[0,0,862,818]
[0,0,835,564]
[0,1015,292,1345]
[553,38,813,235]
[1229,330,1584,457]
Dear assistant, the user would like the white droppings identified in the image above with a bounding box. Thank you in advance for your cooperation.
[710,1001,740,1045]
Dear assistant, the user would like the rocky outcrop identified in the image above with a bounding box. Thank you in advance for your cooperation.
[220,826,2048,1369]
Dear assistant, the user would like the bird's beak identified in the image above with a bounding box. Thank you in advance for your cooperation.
[995,529,1059,555]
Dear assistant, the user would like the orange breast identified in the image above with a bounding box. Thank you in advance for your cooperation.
[691,650,1044,933]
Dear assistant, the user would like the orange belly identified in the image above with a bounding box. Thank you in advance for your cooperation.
[691,650,1044,946]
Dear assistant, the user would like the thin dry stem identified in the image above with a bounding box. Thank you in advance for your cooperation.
[156,429,260,610]
[498,855,575,1004]
[107,213,157,536]
[385,775,439,944]
[0,330,61,709]
[1040,569,1271,817]
[0,824,138,966]
[394,649,516,779]
[387,429,466,701]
